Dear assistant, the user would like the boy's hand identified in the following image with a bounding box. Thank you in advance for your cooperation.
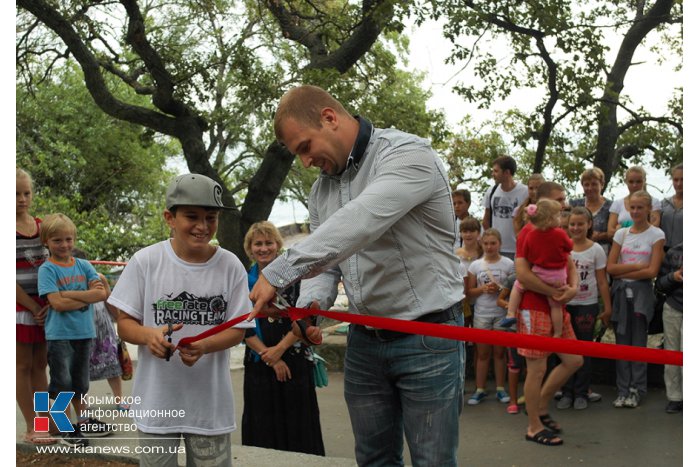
[146,323,184,359]
[178,341,207,367]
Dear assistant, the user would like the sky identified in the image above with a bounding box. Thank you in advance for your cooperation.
[270,10,684,227]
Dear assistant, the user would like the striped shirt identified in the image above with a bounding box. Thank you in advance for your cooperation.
[17,217,48,325]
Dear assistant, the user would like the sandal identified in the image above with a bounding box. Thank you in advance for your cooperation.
[24,431,57,445]
[539,414,562,434]
[525,429,563,446]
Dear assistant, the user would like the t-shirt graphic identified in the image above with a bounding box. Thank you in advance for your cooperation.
[492,195,519,219]
[153,292,228,326]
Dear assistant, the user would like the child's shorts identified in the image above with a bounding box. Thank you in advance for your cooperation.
[47,339,91,397]
[138,431,232,467]
[517,309,576,359]
[473,314,505,331]
[16,324,46,344]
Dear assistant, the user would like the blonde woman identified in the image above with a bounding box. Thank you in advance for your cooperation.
[607,166,661,239]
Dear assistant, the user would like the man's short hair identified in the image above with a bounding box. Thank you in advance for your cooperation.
[536,181,566,201]
[451,188,471,204]
[492,156,517,176]
[274,85,352,142]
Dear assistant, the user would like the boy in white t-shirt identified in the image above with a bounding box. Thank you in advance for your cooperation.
[108,174,254,466]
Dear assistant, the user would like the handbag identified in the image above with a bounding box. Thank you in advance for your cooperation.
[312,351,328,388]
[117,339,133,381]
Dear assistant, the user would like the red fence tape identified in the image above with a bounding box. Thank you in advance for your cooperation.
[177,307,682,367]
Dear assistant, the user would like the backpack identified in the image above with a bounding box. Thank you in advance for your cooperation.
[487,184,499,227]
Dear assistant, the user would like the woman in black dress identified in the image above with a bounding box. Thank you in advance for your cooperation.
[241,221,324,455]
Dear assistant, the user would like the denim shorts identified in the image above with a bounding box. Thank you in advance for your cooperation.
[138,431,232,467]
[47,339,92,397]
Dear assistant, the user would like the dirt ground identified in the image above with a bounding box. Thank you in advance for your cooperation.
[16,448,137,466]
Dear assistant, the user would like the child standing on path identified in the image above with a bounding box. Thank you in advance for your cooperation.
[500,199,573,338]
[38,214,111,445]
[607,191,665,409]
[109,174,254,467]
[556,207,612,410]
[16,168,53,445]
[467,228,514,405]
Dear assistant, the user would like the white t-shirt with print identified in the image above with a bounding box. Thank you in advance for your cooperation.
[569,243,607,305]
[108,240,254,435]
[482,183,529,254]
[612,226,666,283]
[468,256,514,318]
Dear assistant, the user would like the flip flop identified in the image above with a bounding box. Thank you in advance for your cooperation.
[24,431,57,445]
[539,414,562,434]
[525,429,563,446]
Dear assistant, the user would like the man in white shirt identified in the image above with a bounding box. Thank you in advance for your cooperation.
[482,156,529,260]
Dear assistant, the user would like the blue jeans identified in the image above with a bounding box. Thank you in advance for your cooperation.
[344,309,464,467]
[47,339,91,398]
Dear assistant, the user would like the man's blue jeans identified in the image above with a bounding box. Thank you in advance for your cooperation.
[344,312,464,467]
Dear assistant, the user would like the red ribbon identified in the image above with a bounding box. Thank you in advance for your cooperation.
[177,307,682,367]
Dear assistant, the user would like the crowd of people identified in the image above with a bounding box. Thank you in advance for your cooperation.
[17,84,682,466]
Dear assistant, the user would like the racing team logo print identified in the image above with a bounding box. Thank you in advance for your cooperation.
[34,391,74,432]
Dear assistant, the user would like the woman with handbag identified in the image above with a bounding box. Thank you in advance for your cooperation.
[607,191,665,409]
[240,221,325,455]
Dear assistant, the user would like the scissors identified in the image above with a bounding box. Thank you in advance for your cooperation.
[271,292,322,346]
[164,322,173,361]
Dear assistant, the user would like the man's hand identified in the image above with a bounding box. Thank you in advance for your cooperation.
[673,266,683,283]
[290,301,322,345]
[248,274,280,320]
[145,323,183,359]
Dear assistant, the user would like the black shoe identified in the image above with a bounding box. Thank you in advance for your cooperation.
[76,418,113,437]
[58,429,89,446]
[666,401,682,414]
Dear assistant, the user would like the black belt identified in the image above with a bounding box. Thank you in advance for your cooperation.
[352,302,461,341]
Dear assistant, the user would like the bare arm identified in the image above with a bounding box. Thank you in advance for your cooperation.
[466,272,498,298]
[606,241,645,277]
[482,208,491,230]
[45,292,93,312]
[179,328,246,367]
[16,283,42,313]
[650,209,661,227]
[117,310,181,359]
[244,334,268,355]
[616,240,665,280]
[260,331,299,366]
[606,212,620,240]
[59,280,107,304]
[496,287,511,309]
[596,268,612,326]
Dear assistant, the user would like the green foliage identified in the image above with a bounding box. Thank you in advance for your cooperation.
[16,64,178,260]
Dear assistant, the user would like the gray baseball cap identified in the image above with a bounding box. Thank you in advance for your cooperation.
[165,174,234,210]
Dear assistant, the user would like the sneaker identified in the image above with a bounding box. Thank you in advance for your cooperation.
[665,401,682,414]
[623,389,639,408]
[467,391,487,405]
[612,395,626,408]
[554,390,563,401]
[499,317,517,328]
[57,429,89,446]
[556,396,573,410]
[574,397,588,410]
[496,390,510,403]
[517,395,526,405]
[76,418,113,437]
[506,403,519,414]
[587,391,602,402]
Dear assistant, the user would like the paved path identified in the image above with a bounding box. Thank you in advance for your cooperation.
[17,362,682,466]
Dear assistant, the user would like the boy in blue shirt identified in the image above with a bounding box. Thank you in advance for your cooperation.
[38,213,111,445]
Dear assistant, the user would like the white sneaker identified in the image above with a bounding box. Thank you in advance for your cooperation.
[612,395,626,408]
[624,389,640,408]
